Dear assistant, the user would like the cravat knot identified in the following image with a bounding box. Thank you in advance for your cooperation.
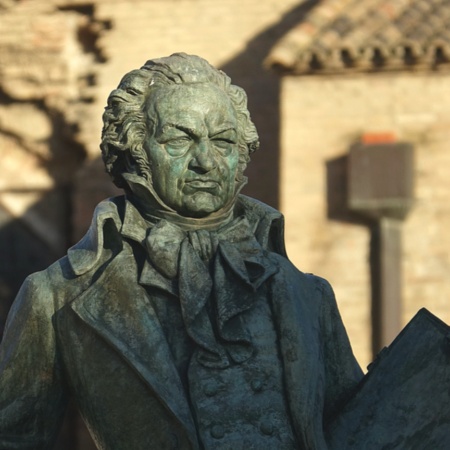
[143,216,279,368]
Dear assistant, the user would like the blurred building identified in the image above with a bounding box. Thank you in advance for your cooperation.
[267,0,450,368]
[1,0,450,448]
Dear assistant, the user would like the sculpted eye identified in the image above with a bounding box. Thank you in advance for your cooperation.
[167,137,191,147]
[214,138,235,145]
[164,136,192,156]
[125,87,142,96]
[212,137,236,154]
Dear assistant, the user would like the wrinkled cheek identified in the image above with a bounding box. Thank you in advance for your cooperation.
[221,175,239,203]
[219,154,238,178]
[173,179,185,203]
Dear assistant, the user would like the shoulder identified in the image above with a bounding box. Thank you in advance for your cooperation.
[2,269,57,338]
[269,252,324,290]
[268,253,342,322]
[7,257,78,320]
[268,253,323,305]
[9,197,127,314]
[306,273,335,299]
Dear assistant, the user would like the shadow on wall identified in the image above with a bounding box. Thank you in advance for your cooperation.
[0,161,116,449]
[72,0,322,229]
[0,193,101,449]
[0,199,64,338]
[0,2,322,447]
[71,1,323,240]
[0,126,121,447]
[0,194,92,449]
[220,0,320,209]
[326,154,371,227]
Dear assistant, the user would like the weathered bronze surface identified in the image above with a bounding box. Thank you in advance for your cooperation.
[0,53,363,449]
[326,308,450,449]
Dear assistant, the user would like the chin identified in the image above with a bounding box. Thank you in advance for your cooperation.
[180,207,219,218]
[179,196,227,218]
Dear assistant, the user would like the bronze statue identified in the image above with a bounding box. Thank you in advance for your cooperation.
[0,53,362,449]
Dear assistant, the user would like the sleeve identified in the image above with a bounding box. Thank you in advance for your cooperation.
[316,277,364,423]
[0,272,68,450]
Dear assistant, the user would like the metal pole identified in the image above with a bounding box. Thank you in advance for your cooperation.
[370,217,402,354]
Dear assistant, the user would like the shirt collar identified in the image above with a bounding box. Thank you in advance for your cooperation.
[67,194,286,276]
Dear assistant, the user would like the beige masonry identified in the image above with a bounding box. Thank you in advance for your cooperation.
[3,0,450,446]
[3,0,450,372]
[280,72,450,368]
[84,0,302,157]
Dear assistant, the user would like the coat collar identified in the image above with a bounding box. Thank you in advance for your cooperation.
[68,251,331,450]
[67,199,123,276]
[67,195,286,277]
[66,194,288,448]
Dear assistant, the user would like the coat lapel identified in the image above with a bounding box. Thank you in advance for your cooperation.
[269,265,328,450]
[69,253,198,448]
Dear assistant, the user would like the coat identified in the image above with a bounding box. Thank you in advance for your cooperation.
[0,195,363,450]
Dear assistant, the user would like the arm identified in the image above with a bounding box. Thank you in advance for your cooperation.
[0,272,67,450]
[316,277,364,423]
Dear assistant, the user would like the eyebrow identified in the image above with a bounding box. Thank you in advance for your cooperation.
[160,123,198,137]
[160,123,237,137]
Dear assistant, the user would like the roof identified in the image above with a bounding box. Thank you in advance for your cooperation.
[266,0,450,75]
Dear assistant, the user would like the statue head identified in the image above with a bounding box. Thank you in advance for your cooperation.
[101,53,259,219]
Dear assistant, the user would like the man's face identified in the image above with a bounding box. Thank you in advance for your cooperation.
[143,83,240,217]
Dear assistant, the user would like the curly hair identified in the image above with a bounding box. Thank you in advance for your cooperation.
[100,53,260,190]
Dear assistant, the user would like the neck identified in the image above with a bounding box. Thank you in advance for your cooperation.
[133,196,236,231]
[124,172,246,231]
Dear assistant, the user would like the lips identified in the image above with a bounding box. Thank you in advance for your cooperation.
[188,180,218,188]
[184,179,220,191]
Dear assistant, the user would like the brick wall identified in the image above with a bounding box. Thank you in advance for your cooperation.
[280,72,450,368]
[72,0,309,239]
[1,1,312,448]
[3,0,450,445]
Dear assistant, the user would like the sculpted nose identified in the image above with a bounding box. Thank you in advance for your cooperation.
[189,140,216,173]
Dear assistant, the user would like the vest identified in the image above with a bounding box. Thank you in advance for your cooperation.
[187,287,297,449]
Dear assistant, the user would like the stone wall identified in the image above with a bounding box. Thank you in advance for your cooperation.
[0,0,97,337]
[3,0,450,446]
[0,1,313,448]
[0,0,309,297]
[71,0,310,240]
[280,72,450,368]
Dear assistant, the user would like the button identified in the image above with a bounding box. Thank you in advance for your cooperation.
[260,419,274,436]
[203,381,219,397]
[210,424,225,439]
[251,378,264,392]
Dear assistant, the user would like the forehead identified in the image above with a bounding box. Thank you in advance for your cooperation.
[145,83,237,130]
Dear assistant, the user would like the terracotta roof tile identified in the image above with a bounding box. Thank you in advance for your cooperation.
[267,0,450,74]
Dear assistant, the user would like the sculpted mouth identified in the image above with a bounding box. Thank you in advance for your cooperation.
[185,179,220,190]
